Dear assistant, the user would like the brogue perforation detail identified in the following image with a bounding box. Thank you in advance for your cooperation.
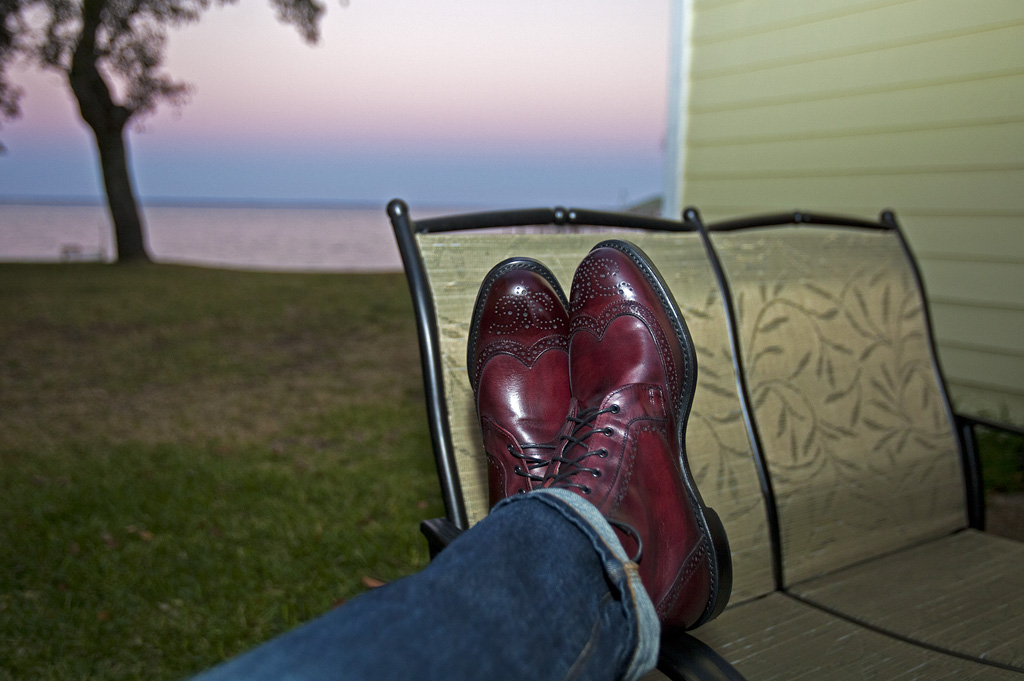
[471,334,569,389]
[593,241,698,422]
[659,537,709,619]
[568,255,636,315]
[569,299,681,395]
[487,289,565,336]
[604,419,665,514]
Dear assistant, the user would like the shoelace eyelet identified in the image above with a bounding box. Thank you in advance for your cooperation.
[610,404,620,413]
[603,427,614,436]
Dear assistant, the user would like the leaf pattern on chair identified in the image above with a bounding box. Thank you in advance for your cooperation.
[715,229,966,583]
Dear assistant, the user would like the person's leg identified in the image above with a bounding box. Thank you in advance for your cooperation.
[187,488,658,681]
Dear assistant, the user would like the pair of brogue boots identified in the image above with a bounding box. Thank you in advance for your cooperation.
[468,240,732,631]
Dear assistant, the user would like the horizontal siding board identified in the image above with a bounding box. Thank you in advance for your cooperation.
[687,73,1024,145]
[689,24,1024,111]
[693,0,898,43]
[931,303,1024,354]
[940,341,1024,362]
[683,169,1024,215]
[940,346,1024,397]
[683,0,1024,421]
[900,216,1024,262]
[686,121,1024,176]
[692,0,1024,75]
[917,260,1024,309]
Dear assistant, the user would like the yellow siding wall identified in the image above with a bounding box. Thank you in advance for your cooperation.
[681,0,1024,423]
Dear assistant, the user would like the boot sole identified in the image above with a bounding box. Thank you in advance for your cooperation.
[591,239,733,629]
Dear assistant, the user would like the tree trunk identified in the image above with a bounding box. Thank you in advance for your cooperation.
[93,128,149,263]
[68,2,151,263]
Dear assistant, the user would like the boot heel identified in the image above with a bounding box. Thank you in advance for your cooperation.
[702,505,733,625]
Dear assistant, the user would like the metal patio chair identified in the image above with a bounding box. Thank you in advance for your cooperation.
[386,199,1024,679]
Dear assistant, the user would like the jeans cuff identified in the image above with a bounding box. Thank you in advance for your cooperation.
[495,488,660,681]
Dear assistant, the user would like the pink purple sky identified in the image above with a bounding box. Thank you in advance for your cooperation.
[0,0,671,208]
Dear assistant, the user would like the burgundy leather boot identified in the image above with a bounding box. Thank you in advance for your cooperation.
[468,258,572,507]
[546,240,732,630]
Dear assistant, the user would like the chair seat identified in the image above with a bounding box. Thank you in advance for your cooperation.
[790,529,1024,670]
[693,592,1021,679]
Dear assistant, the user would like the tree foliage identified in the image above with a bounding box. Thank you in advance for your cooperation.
[2,0,323,124]
[0,0,330,260]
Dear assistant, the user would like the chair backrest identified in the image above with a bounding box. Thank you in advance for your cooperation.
[701,210,970,585]
[389,200,776,605]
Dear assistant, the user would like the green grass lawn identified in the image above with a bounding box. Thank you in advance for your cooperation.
[979,429,1024,494]
[0,264,442,680]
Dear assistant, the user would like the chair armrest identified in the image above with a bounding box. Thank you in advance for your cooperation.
[954,413,1024,531]
[956,413,1024,438]
[420,517,464,560]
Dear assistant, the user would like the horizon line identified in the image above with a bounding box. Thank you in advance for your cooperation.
[0,193,662,211]
[0,195,478,210]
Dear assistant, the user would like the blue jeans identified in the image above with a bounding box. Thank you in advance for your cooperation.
[188,489,659,681]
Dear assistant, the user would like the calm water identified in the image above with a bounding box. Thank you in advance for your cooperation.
[0,203,408,271]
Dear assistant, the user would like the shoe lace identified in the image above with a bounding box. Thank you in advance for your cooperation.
[546,403,643,563]
[508,442,557,482]
[546,404,619,494]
